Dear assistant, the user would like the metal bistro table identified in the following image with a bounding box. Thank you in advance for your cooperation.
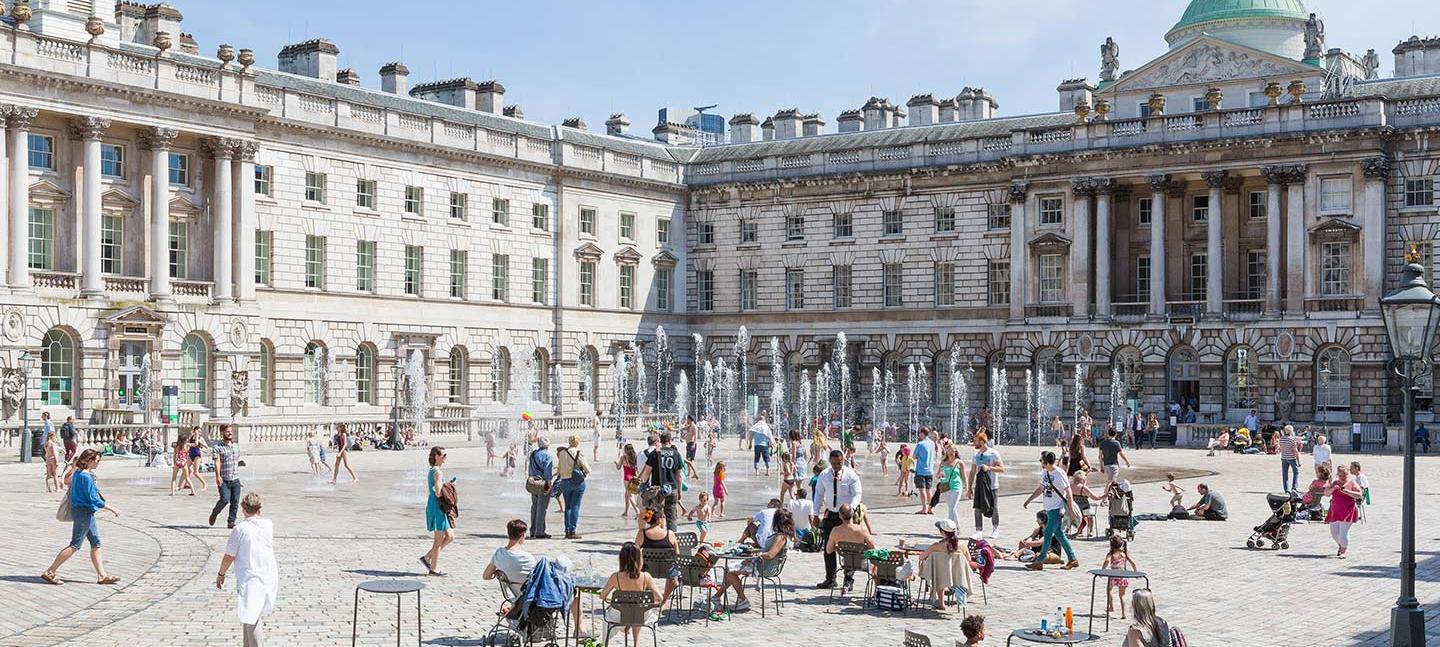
[1007,628,1099,646]
[572,573,608,641]
[353,579,426,646]
[1086,568,1149,634]
[712,545,760,616]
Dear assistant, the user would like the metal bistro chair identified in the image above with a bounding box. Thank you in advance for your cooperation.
[754,550,788,618]
[640,547,678,583]
[902,630,933,647]
[866,552,910,611]
[668,554,716,624]
[829,542,872,603]
[675,531,699,557]
[603,590,660,647]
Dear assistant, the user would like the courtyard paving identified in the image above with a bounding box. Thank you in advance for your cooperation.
[0,435,1437,647]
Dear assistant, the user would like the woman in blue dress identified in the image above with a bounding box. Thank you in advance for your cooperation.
[420,446,454,576]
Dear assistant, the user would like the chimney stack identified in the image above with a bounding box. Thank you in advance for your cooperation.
[605,113,630,136]
[862,97,886,131]
[562,117,587,131]
[837,110,863,133]
[801,113,826,137]
[476,81,505,115]
[652,122,689,145]
[410,78,480,109]
[761,117,775,141]
[118,2,182,47]
[728,113,759,143]
[278,39,340,81]
[503,105,525,119]
[1056,78,1095,112]
[938,99,958,123]
[178,32,199,55]
[336,68,361,86]
[907,94,939,126]
[885,102,905,128]
[380,61,409,94]
[972,88,999,120]
[773,109,802,139]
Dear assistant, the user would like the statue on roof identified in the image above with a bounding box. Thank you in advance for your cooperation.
[1303,13,1326,61]
[1100,37,1120,82]
[1362,49,1380,80]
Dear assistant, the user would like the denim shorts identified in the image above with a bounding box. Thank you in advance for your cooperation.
[913,474,934,490]
[68,507,101,550]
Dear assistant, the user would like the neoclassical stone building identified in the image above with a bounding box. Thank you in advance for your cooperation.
[0,0,1437,443]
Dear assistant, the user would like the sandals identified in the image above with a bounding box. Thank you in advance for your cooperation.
[40,572,62,586]
[419,556,432,571]
[97,575,120,585]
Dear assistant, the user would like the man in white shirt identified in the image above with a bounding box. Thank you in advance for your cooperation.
[748,413,774,476]
[1313,433,1333,470]
[1021,450,1079,571]
[484,519,537,597]
[786,486,815,533]
[744,500,782,549]
[812,449,863,589]
[216,492,277,647]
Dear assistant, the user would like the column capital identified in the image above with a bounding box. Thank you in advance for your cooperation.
[1201,169,1229,189]
[1145,173,1172,193]
[1261,165,1291,186]
[202,137,246,159]
[1071,177,1098,197]
[1093,177,1117,196]
[1361,155,1391,181]
[1222,175,1244,195]
[4,106,38,130]
[139,126,180,151]
[228,139,258,162]
[67,116,111,141]
[1007,181,1029,204]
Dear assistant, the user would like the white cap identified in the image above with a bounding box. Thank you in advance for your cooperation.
[936,518,958,533]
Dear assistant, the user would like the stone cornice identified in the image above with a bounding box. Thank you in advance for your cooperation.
[0,66,271,122]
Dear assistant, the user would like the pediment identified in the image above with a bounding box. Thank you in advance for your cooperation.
[573,242,604,260]
[1110,36,1319,93]
[1309,217,1361,238]
[28,180,70,201]
[102,304,168,327]
[613,246,642,265]
[651,250,678,268]
[169,195,201,216]
[1028,232,1072,250]
[101,188,139,209]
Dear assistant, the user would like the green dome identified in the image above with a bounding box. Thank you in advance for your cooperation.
[1171,0,1307,33]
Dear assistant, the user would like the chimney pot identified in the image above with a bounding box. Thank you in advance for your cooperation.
[605,113,630,136]
[503,105,525,119]
[772,108,803,139]
[336,68,361,86]
[563,117,587,131]
[728,113,759,143]
[837,109,863,133]
[907,93,939,126]
[761,117,775,141]
[379,61,409,94]
[277,38,340,81]
[476,80,506,115]
[801,113,826,137]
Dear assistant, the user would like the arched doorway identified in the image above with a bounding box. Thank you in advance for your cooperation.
[1168,345,1199,414]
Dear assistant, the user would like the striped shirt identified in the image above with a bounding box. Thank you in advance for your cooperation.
[1278,435,1299,461]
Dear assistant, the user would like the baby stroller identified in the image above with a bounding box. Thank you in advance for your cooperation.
[1247,493,1298,550]
[1105,481,1135,541]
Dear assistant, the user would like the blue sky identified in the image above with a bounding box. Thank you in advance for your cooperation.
[176,0,1440,130]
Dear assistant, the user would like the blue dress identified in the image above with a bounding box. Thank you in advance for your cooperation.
[425,468,451,532]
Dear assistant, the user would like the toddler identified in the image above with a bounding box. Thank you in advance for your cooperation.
[1104,536,1138,618]
[712,462,728,518]
[1161,472,1184,508]
[687,492,714,542]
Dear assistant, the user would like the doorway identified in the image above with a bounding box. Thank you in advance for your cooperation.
[118,340,149,411]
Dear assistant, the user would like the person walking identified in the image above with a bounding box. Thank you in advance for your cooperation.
[186,427,209,489]
[44,431,64,493]
[216,492,277,647]
[41,449,121,586]
[938,445,967,531]
[421,447,455,575]
[526,436,555,539]
[1129,410,1145,449]
[1312,433,1333,471]
[1278,425,1301,493]
[1098,427,1131,485]
[170,432,197,496]
[556,434,592,539]
[636,431,685,528]
[58,415,78,462]
[682,415,699,464]
[913,428,937,515]
[1021,450,1079,571]
[1324,464,1363,559]
[329,423,358,484]
[748,412,774,476]
[209,425,243,530]
[965,431,1005,538]
[812,449,863,589]
[1145,413,1160,449]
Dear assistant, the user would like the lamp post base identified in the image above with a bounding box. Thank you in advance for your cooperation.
[19,431,30,463]
[1391,604,1426,647]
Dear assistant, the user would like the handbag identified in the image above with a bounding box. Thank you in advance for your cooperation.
[56,496,72,523]
[524,452,550,496]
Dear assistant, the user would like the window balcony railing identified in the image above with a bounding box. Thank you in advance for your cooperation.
[1306,295,1365,313]
[1112,301,1149,320]
[31,270,77,291]
[1025,303,1072,318]
[1223,298,1265,319]
[1166,300,1204,319]
[104,276,147,294]
[172,280,213,299]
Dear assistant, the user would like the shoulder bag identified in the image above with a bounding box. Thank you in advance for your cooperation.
[524,452,550,496]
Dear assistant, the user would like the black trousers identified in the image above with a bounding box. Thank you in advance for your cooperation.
[212,479,242,525]
[820,511,844,582]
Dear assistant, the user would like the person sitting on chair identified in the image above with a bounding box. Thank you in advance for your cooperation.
[821,504,874,591]
[484,519,536,598]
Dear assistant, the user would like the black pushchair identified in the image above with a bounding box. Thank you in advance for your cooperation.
[1246,493,1298,550]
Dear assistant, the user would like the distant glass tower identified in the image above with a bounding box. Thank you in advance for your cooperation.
[657,106,726,145]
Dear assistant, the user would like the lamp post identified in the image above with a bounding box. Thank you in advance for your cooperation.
[17,350,33,463]
[391,361,405,442]
[1380,259,1439,647]
[1319,363,1331,439]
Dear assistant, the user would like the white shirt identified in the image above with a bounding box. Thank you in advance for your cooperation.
[786,498,815,529]
[752,508,777,548]
[812,465,863,514]
[1039,468,1071,511]
[225,517,278,625]
[1313,443,1332,465]
[749,420,773,446]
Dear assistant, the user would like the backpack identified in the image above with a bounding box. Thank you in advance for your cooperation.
[1170,626,1187,647]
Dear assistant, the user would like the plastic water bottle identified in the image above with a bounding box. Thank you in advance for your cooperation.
[1055,607,1065,633]
[1040,618,1049,633]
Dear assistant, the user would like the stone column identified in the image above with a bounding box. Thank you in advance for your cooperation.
[71,117,111,298]
[141,127,179,301]
[1202,170,1227,314]
[1070,178,1096,317]
[1007,181,1029,320]
[1146,174,1170,317]
[1285,165,1309,313]
[0,108,10,281]
[6,107,37,288]
[232,141,257,301]
[1261,166,1288,313]
[1094,178,1115,317]
[206,138,235,302]
[1360,156,1390,309]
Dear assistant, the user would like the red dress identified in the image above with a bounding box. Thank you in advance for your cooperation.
[1326,481,1361,524]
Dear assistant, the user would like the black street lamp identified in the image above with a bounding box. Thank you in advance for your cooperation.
[1380,259,1439,647]
[17,350,33,463]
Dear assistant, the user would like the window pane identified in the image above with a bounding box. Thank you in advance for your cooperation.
[168,153,188,185]
[255,230,272,285]
[40,330,75,407]
[656,268,671,311]
[404,245,424,295]
[579,261,595,306]
[27,134,54,169]
[305,235,326,289]
[833,265,852,308]
[492,254,508,300]
[100,215,122,274]
[356,240,375,292]
[180,334,209,406]
[450,249,467,299]
[27,208,54,270]
[100,144,124,178]
[168,221,188,278]
[531,258,547,304]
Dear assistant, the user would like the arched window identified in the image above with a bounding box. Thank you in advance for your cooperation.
[180,333,210,406]
[1315,347,1351,413]
[355,344,376,405]
[39,329,76,407]
[1112,346,1144,403]
[933,349,953,408]
[578,346,597,404]
[1034,347,1062,421]
[449,347,468,405]
[1225,346,1258,413]
[303,342,326,405]
[258,339,275,406]
[532,348,550,404]
[491,347,511,403]
[985,350,1004,414]
[785,352,804,420]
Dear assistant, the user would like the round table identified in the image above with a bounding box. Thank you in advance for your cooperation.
[352,579,426,646]
[712,549,759,615]
[1007,628,1098,646]
[1086,568,1149,634]
[572,574,608,640]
